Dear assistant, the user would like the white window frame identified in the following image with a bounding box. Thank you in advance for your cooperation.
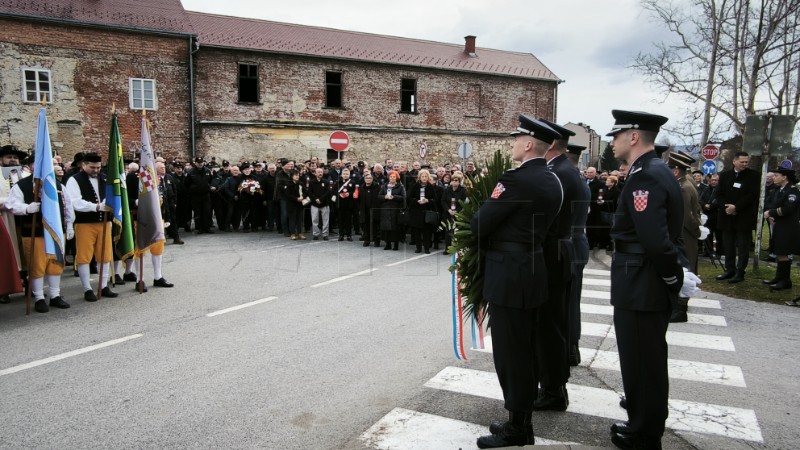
[21,67,52,103]
[129,78,158,111]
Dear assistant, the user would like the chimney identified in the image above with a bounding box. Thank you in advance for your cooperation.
[464,35,477,57]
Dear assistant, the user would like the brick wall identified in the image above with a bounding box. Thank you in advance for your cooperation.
[194,48,557,165]
[0,18,191,163]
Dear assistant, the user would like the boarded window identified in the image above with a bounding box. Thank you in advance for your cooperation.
[129,78,158,110]
[238,63,259,103]
[401,78,417,113]
[22,68,52,103]
[325,71,343,108]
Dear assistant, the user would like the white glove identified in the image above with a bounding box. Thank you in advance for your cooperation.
[698,226,710,240]
[66,227,75,240]
[700,213,708,225]
[164,222,171,229]
[679,268,702,298]
[25,202,41,214]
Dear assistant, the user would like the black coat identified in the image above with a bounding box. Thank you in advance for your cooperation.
[185,166,213,196]
[282,181,306,210]
[766,184,800,255]
[712,167,760,231]
[308,177,335,207]
[358,181,382,223]
[610,151,684,311]
[335,178,357,210]
[407,182,437,228]
[378,182,406,231]
[441,184,467,219]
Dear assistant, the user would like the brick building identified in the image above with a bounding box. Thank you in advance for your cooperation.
[1,0,560,166]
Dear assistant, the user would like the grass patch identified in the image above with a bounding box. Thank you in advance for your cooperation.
[696,257,799,305]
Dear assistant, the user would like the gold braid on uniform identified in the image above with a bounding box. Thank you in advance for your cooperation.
[449,150,513,326]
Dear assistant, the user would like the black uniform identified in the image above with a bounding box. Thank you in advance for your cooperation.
[184,164,214,233]
[766,184,800,256]
[609,150,684,441]
[470,157,563,413]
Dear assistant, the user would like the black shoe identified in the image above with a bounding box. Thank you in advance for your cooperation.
[346,236,353,241]
[34,299,49,313]
[769,279,792,291]
[619,397,627,409]
[669,309,688,323]
[374,242,381,248]
[415,247,422,254]
[153,278,174,288]
[362,241,370,247]
[101,287,119,298]
[762,277,779,285]
[610,432,662,450]
[611,422,634,435]
[338,235,344,241]
[569,344,581,366]
[84,290,98,302]
[74,270,79,277]
[393,243,399,251]
[313,236,319,240]
[0,295,10,304]
[532,386,569,411]
[477,422,533,449]
[49,296,70,309]
[135,281,148,293]
[123,272,138,282]
[728,274,745,283]
[173,238,185,244]
[114,274,126,285]
[716,271,735,280]
[323,236,329,241]
[424,248,431,254]
[384,244,392,250]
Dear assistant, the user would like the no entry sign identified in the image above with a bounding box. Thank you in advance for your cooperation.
[702,144,719,160]
[329,130,350,152]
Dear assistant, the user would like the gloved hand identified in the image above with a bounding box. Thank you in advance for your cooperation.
[26,202,41,214]
[679,268,702,298]
[66,227,75,240]
[164,222,171,229]
[699,226,710,240]
[700,213,708,225]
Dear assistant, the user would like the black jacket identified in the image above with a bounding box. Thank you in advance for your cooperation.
[712,167,760,231]
[308,177,335,207]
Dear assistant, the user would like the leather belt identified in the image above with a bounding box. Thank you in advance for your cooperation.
[614,241,646,254]
[489,241,542,253]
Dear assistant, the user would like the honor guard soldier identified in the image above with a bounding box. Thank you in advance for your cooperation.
[65,152,118,301]
[7,171,74,312]
[605,110,700,450]
[471,115,564,448]
[565,143,591,366]
[533,118,588,410]
[762,168,800,296]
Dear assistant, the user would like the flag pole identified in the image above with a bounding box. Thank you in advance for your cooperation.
[97,209,109,299]
[24,178,41,316]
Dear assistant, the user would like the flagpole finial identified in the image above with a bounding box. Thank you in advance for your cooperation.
[40,94,47,106]
[112,103,116,114]
[142,109,146,118]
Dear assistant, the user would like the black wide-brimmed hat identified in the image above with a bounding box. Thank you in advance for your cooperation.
[607,110,669,136]
[0,145,27,159]
[510,115,563,144]
[770,167,797,183]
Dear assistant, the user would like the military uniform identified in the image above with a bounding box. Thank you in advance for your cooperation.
[566,144,591,365]
[606,111,684,450]
[763,168,800,294]
[472,116,563,448]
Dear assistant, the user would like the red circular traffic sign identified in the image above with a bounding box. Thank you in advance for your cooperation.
[329,130,350,152]
[702,144,719,160]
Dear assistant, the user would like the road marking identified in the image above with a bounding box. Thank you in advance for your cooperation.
[581,321,736,351]
[0,334,143,377]
[260,245,286,251]
[206,297,278,317]
[472,338,745,387]
[425,367,762,442]
[584,268,610,276]
[582,278,611,287]
[311,268,378,287]
[580,303,727,326]
[384,252,438,267]
[581,289,611,300]
[580,348,746,387]
[360,408,575,450]
[580,290,722,310]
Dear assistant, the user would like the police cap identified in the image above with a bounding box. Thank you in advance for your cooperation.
[654,144,670,157]
[667,151,696,169]
[769,167,797,183]
[566,143,586,156]
[510,115,562,144]
[607,110,669,136]
[539,119,576,142]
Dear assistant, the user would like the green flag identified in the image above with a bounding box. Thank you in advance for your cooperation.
[106,114,135,261]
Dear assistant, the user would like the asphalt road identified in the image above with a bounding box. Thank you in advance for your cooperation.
[1,231,798,449]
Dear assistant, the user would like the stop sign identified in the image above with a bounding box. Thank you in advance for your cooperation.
[702,144,719,160]
[329,130,350,152]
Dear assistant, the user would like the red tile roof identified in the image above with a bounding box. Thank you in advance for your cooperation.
[0,0,193,35]
[187,12,559,82]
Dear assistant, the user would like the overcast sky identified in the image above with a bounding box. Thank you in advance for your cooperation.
[182,0,687,143]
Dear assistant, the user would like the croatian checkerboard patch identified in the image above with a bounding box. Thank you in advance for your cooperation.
[491,182,506,199]
[633,190,649,212]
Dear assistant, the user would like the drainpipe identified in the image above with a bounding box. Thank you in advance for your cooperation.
[189,35,199,159]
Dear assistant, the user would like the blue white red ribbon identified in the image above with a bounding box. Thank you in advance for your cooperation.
[451,253,468,360]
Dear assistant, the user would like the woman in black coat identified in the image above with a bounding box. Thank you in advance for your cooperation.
[378,171,406,251]
[358,172,382,247]
[441,173,467,255]
[407,170,438,253]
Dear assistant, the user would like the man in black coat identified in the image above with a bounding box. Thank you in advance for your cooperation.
[184,157,214,234]
[472,115,563,448]
[606,110,695,450]
[712,151,760,283]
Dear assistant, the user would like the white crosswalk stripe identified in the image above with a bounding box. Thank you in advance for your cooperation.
[359,265,761,448]
[425,367,763,442]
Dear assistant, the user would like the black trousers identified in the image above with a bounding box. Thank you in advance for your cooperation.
[536,280,570,389]
[722,229,751,273]
[411,225,433,249]
[488,302,538,413]
[362,210,380,243]
[614,307,670,438]
[287,205,304,235]
[338,207,353,236]
[211,192,227,230]
[568,265,585,345]
[190,194,212,232]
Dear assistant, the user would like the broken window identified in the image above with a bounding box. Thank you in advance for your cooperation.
[326,71,343,108]
[400,78,417,113]
[238,63,259,103]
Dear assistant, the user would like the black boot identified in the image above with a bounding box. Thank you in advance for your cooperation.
[532,385,569,411]
[415,246,422,254]
[669,296,688,323]
[480,411,533,448]
[769,260,792,291]
[393,242,399,251]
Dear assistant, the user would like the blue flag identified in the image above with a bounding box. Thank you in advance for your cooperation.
[32,107,65,265]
